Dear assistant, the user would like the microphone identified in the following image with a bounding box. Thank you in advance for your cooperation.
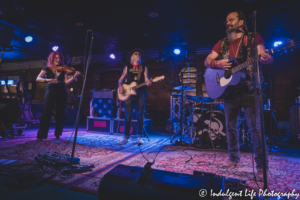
[87,29,101,38]
[248,10,256,19]
[226,24,246,33]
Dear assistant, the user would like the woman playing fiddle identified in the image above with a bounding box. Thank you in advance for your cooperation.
[36,51,81,141]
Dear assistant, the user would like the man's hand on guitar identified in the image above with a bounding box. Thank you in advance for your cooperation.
[147,78,153,86]
[119,86,125,94]
[216,59,232,70]
[259,50,273,65]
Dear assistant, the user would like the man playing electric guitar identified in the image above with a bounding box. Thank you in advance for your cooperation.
[118,48,152,145]
[204,10,273,181]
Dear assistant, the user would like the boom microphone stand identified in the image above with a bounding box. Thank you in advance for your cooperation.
[70,30,94,166]
[250,11,268,191]
[175,61,193,146]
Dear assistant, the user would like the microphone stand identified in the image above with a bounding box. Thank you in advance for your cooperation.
[70,31,94,166]
[175,61,193,146]
[251,11,268,191]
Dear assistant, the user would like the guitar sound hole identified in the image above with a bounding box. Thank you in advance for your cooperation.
[224,71,232,79]
[216,73,220,85]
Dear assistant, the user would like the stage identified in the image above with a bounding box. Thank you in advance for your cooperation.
[0,125,300,200]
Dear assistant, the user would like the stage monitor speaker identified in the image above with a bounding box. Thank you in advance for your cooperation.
[98,164,224,200]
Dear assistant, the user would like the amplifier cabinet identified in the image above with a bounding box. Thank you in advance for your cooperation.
[91,99,114,118]
[87,117,113,133]
[92,90,114,99]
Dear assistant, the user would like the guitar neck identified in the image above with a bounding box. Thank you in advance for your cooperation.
[132,82,147,90]
[231,58,255,74]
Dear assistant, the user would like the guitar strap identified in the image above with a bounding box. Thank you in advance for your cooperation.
[137,65,143,84]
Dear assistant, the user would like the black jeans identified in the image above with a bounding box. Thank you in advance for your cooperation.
[37,83,67,139]
[224,89,269,170]
[124,92,146,137]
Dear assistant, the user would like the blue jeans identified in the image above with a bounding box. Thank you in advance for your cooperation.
[124,92,146,137]
[224,89,269,170]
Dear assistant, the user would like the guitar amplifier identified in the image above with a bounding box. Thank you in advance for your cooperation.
[92,89,114,99]
[91,99,114,118]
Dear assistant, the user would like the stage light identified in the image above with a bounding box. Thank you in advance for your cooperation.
[52,46,59,51]
[274,41,282,47]
[25,36,33,43]
[174,49,180,55]
[110,54,115,59]
[0,80,14,85]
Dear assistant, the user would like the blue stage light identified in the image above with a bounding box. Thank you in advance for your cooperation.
[174,49,180,55]
[25,36,33,43]
[274,41,282,47]
[52,46,59,51]
[110,54,115,59]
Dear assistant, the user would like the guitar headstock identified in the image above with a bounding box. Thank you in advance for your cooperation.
[153,75,165,82]
[267,39,295,55]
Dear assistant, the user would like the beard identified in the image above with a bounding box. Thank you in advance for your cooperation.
[226,23,241,42]
[226,31,236,43]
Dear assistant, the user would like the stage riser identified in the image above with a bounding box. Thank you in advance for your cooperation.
[87,117,151,134]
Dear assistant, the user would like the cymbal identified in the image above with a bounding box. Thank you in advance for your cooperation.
[186,95,214,103]
[173,86,196,91]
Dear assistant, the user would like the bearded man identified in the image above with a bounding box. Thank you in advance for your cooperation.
[204,10,273,181]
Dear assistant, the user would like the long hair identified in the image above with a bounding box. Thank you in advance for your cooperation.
[226,10,248,32]
[47,51,65,68]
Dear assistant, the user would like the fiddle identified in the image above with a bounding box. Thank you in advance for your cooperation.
[56,65,83,78]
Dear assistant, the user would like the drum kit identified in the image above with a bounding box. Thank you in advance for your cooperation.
[170,85,228,147]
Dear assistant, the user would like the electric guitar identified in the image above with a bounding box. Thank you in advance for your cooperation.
[205,39,295,99]
[117,75,165,101]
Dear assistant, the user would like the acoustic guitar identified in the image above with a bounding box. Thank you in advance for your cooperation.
[205,39,295,99]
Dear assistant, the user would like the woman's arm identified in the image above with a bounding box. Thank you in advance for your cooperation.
[64,71,81,85]
[36,69,55,83]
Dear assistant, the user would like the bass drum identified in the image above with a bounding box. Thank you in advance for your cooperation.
[196,111,227,146]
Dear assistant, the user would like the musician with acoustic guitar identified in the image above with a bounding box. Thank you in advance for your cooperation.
[118,48,152,145]
[204,10,273,181]
[36,51,81,142]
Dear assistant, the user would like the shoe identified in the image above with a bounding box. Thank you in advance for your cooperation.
[118,138,128,145]
[37,138,42,142]
[220,159,240,169]
[256,169,269,182]
[55,136,60,141]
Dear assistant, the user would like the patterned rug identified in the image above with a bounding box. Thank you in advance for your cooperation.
[1,132,300,199]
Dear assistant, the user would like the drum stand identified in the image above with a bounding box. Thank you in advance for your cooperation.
[239,118,251,151]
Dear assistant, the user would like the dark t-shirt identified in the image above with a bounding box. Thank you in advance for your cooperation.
[212,32,265,58]
[42,66,65,82]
